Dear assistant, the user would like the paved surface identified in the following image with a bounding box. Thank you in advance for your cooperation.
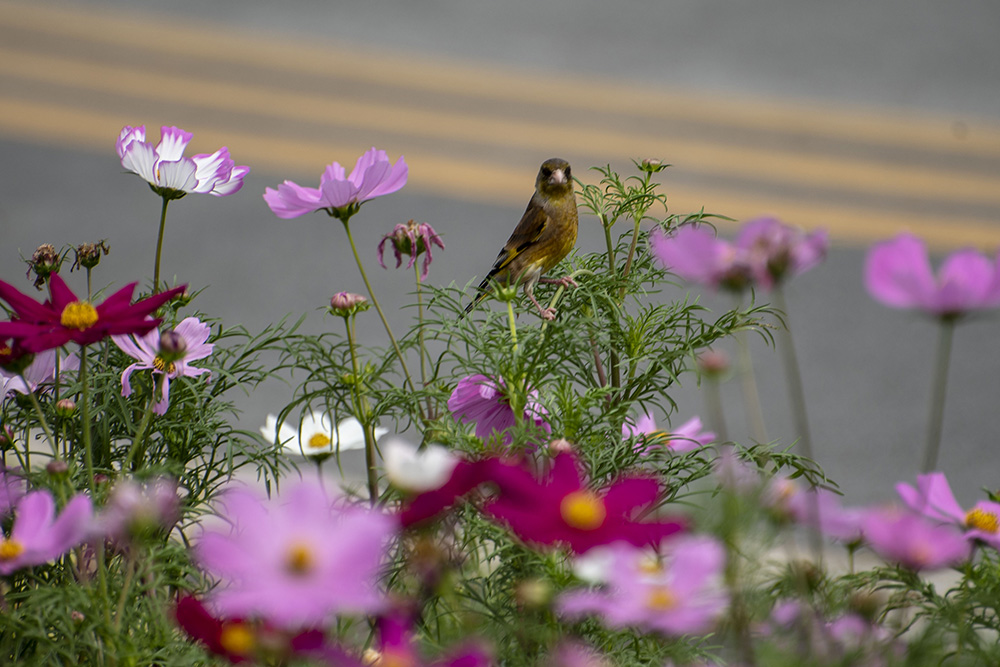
[1,0,999,504]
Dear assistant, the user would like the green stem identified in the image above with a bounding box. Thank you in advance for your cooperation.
[341,221,419,401]
[922,318,955,473]
[344,315,378,506]
[123,385,159,471]
[773,287,813,460]
[152,196,170,294]
[602,221,622,391]
[704,376,729,443]
[617,216,643,302]
[18,372,59,458]
[506,299,519,357]
[414,262,432,418]
[734,296,767,443]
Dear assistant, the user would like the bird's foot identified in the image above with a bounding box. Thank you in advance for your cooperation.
[539,275,579,289]
[536,306,557,321]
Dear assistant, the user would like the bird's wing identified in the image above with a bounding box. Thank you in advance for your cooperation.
[484,197,551,281]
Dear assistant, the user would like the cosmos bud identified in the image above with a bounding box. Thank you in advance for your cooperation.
[329,292,369,317]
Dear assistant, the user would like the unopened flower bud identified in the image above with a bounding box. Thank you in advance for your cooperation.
[638,158,669,173]
[698,349,730,377]
[329,292,369,317]
[157,330,187,364]
[46,459,69,477]
[548,438,574,454]
[55,398,76,417]
[25,244,62,289]
[72,240,110,271]
[70,610,85,624]
[515,578,552,608]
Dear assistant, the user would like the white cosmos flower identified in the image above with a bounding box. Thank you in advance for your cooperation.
[382,439,458,493]
[260,412,387,457]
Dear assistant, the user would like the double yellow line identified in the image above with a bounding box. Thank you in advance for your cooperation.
[2,1,999,248]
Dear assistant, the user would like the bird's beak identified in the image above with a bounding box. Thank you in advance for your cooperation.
[548,169,567,186]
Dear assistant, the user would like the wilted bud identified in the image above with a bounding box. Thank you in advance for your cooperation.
[25,244,62,290]
[698,349,730,377]
[55,398,77,417]
[377,220,445,280]
[72,240,110,271]
[638,158,669,173]
[46,459,69,477]
[328,292,370,317]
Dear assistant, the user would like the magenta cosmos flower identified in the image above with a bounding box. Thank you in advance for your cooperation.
[448,374,550,447]
[263,147,408,221]
[0,490,93,575]
[195,481,396,628]
[484,451,685,554]
[896,472,1000,550]
[861,507,971,571]
[117,125,249,199]
[865,233,1000,318]
[622,414,715,454]
[362,611,492,667]
[558,536,727,635]
[378,220,445,281]
[735,217,828,289]
[112,317,214,415]
[0,274,185,353]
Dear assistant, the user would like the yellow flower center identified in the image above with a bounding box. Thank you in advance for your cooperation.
[966,508,999,534]
[378,650,417,667]
[307,433,332,450]
[60,301,99,330]
[645,585,677,610]
[152,356,176,374]
[218,622,255,656]
[284,541,316,575]
[559,491,607,530]
[0,539,25,561]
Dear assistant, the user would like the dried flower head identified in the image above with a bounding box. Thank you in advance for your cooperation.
[72,241,110,272]
[377,220,445,280]
[24,244,63,290]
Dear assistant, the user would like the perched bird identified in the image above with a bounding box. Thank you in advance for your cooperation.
[463,158,579,320]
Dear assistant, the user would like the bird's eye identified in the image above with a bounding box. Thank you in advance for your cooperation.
[541,168,552,178]
[564,166,571,178]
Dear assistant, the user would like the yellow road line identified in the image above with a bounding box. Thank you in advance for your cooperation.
[4,0,1000,158]
[1,97,997,250]
[3,47,999,210]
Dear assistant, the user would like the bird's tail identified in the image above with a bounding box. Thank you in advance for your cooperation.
[460,277,493,319]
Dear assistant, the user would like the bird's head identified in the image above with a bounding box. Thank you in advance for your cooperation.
[536,158,573,198]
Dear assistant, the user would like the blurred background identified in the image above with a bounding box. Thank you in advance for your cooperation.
[1,0,999,503]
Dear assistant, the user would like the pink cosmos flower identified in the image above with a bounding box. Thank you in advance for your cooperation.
[896,472,1000,550]
[0,348,78,395]
[112,317,214,415]
[558,536,728,635]
[862,507,971,571]
[0,466,25,516]
[764,477,863,542]
[378,220,445,281]
[0,490,93,575]
[94,477,180,545]
[0,274,185,353]
[622,414,715,454]
[448,374,550,447]
[117,125,249,198]
[735,217,828,289]
[484,451,685,554]
[650,225,754,291]
[864,233,1000,318]
[263,147,408,221]
[194,481,396,628]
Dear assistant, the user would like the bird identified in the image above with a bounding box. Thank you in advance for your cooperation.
[463,158,579,320]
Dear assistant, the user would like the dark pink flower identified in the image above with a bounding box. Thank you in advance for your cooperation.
[368,610,492,667]
[484,452,685,553]
[896,472,1000,550]
[0,274,185,353]
[264,147,407,221]
[558,536,727,635]
[862,506,971,571]
[448,374,550,447]
[865,233,1000,318]
[0,490,93,574]
[378,220,445,281]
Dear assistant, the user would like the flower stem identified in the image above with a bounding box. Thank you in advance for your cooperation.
[124,385,159,471]
[703,376,729,443]
[414,262,433,418]
[341,221,417,397]
[344,315,378,506]
[617,216,643,302]
[773,287,813,460]
[18,372,59,458]
[506,299,519,357]
[922,318,955,473]
[602,221,622,391]
[734,296,767,443]
[152,196,170,294]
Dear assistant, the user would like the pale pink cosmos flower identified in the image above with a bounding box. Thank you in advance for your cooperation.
[194,481,397,628]
[865,233,1000,318]
[650,225,755,292]
[558,536,728,635]
[263,147,408,221]
[735,217,828,289]
[112,317,214,415]
[622,414,715,454]
[0,490,93,575]
[0,348,78,395]
[93,477,180,545]
[764,477,864,542]
[116,125,249,198]
[896,472,1000,550]
[448,374,550,447]
[0,466,25,516]
[862,506,971,571]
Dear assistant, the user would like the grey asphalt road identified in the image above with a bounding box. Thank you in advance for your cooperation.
[1,0,999,506]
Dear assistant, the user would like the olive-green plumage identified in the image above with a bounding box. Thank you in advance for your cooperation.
[464,158,579,320]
